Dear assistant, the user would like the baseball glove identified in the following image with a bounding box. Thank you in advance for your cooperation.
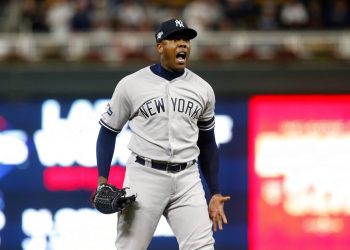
[92,183,136,214]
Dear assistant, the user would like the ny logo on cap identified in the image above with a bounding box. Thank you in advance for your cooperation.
[157,31,163,40]
[175,19,184,28]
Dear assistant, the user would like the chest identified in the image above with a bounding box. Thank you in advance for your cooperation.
[130,79,205,120]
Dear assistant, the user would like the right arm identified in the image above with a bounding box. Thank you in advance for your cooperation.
[97,79,132,185]
[96,126,119,185]
[94,125,136,214]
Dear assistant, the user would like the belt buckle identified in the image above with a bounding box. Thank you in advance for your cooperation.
[165,162,180,173]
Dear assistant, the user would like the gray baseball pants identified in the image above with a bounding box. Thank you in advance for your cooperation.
[115,153,215,250]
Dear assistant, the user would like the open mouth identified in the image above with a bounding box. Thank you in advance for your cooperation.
[176,51,187,63]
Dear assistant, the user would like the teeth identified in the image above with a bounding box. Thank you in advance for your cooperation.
[177,57,185,62]
[177,52,186,59]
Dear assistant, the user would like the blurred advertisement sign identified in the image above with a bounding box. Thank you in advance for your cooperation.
[33,99,233,191]
[0,98,236,249]
[249,95,350,250]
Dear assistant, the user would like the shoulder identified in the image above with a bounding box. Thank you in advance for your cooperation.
[118,66,152,86]
[184,68,215,96]
[110,67,151,99]
[185,68,213,89]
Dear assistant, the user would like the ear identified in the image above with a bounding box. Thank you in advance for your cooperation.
[156,43,163,54]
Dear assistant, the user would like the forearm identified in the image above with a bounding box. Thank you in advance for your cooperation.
[197,128,220,195]
[96,126,118,184]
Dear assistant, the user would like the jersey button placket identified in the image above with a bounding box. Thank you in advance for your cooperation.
[166,81,174,162]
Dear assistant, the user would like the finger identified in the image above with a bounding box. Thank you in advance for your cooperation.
[221,196,231,202]
[221,212,228,224]
[217,215,223,230]
[212,217,217,232]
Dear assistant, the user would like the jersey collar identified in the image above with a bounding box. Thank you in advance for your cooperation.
[150,63,184,81]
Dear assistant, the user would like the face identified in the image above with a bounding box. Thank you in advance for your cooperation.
[157,35,191,72]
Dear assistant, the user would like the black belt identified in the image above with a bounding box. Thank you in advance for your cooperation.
[135,155,196,173]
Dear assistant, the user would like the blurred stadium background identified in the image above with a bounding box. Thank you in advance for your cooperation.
[1,0,350,250]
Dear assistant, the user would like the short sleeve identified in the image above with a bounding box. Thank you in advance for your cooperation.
[99,80,132,132]
[197,85,215,131]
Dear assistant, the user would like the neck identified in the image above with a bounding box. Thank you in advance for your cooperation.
[150,63,184,81]
[161,62,184,73]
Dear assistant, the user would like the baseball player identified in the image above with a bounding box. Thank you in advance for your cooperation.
[94,18,231,250]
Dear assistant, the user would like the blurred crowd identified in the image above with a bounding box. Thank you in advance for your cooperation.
[0,0,349,36]
[0,0,349,63]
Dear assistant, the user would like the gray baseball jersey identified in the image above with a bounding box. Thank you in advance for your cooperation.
[99,66,215,163]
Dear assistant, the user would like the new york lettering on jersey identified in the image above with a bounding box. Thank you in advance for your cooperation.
[138,96,202,120]
[138,97,165,118]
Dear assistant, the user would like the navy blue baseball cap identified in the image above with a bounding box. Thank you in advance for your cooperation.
[155,19,197,43]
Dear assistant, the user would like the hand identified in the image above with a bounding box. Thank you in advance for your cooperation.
[209,194,231,232]
[92,183,136,214]
[98,176,108,185]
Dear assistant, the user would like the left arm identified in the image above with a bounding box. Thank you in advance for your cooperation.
[197,128,231,231]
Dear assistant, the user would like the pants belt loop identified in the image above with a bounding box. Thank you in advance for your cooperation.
[143,156,152,168]
[187,159,195,167]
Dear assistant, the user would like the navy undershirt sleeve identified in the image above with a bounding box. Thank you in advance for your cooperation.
[197,128,220,195]
[96,125,118,179]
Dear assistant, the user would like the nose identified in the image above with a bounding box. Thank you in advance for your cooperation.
[177,39,188,48]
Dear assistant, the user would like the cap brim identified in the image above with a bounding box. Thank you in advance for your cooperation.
[162,28,197,41]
